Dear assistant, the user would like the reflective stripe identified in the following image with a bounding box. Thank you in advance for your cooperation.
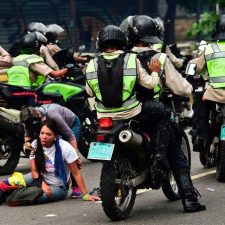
[86,72,97,80]
[211,43,220,52]
[97,96,138,110]
[123,53,129,68]
[87,69,137,80]
[123,69,137,75]
[93,58,98,70]
[210,77,225,83]
[13,55,42,67]
[205,52,225,60]
[13,61,29,67]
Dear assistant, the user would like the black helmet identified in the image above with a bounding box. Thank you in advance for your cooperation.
[124,15,162,46]
[97,25,127,51]
[153,17,165,41]
[212,14,225,40]
[46,24,65,44]
[21,31,47,54]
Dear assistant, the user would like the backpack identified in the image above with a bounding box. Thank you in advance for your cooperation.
[6,186,43,206]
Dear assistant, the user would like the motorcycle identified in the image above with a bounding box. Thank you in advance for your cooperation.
[0,49,97,160]
[195,103,225,181]
[0,107,24,174]
[88,110,191,221]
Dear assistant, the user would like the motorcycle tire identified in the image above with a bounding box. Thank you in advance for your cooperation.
[100,157,137,221]
[199,138,216,168]
[162,128,191,201]
[216,141,225,182]
[199,150,207,167]
[78,115,97,161]
[0,136,21,175]
[161,175,180,201]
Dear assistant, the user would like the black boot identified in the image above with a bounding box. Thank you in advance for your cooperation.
[173,169,206,213]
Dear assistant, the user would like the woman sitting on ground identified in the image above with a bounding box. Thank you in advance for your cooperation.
[0,119,100,204]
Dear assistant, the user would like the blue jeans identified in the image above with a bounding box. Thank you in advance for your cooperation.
[71,115,81,141]
[23,173,68,204]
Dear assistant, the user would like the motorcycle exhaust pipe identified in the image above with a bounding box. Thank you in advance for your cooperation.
[119,130,143,146]
[119,130,146,160]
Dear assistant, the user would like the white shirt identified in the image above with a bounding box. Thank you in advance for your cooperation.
[30,139,78,186]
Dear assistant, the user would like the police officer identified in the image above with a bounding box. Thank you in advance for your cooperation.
[6,32,68,88]
[187,40,212,153]
[120,15,206,212]
[188,14,225,181]
[86,25,160,121]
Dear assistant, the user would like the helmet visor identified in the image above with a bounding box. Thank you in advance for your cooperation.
[140,36,163,44]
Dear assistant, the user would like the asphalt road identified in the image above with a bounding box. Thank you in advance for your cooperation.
[0,141,224,225]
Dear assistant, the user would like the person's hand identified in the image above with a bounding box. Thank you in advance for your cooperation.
[74,55,89,63]
[82,193,101,201]
[23,142,34,154]
[41,182,52,198]
[76,157,83,169]
[148,59,161,73]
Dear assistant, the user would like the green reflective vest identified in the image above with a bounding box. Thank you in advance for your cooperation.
[7,54,45,87]
[86,53,140,113]
[205,42,225,89]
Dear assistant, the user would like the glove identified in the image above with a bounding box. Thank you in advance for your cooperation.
[23,142,34,154]
[82,193,101,201]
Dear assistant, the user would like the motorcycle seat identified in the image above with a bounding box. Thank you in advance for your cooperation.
[0,107,21,123]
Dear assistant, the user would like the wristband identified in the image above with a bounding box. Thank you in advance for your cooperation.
[82,193,90,201]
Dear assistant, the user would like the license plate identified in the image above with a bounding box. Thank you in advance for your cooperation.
[220,126,225,140]
[88,142,115,160]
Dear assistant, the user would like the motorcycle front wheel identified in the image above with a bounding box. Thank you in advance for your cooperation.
[100,156,137,221]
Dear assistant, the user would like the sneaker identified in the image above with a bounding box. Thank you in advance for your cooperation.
[71,186,82,199]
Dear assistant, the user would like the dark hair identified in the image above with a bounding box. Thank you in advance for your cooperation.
[35,119,59,173]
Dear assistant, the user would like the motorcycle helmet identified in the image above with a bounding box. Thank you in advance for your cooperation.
[212,14,225,40]
[125,15,163,46]
[46,24,66,45]
[20,107,41,126]
[27,22,48,35]
[96,25,127,51]
[153,17,165,41]
[20,31,47,54]
[119,15,136,49]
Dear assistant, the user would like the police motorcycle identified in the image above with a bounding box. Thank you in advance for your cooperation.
[88,109,191,221]
[0,107,24,174]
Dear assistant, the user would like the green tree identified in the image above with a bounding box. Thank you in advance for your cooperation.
[186,12,218,41]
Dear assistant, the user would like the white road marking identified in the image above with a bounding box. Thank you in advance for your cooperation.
[191,170,216,180]
[17,163,26,167]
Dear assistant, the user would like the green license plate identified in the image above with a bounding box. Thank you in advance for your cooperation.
[221,126,225,140]
[88,142,115,160]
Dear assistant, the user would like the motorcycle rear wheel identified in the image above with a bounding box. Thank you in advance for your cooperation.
[0,136,21,175]
[100,157,137,221]
[216,141,225,182]
[162,128,191,200]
